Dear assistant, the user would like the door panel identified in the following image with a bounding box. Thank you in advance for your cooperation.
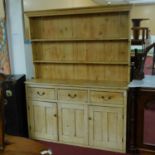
[89,106,124,150]
[58,103,88,145]
[27,101,58,141]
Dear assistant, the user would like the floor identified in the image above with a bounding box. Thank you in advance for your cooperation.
[41,141,132,155]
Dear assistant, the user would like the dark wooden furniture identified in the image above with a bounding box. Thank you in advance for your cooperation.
[131,27,150,45]
[0,74,6,150]
[0,87,4,150]
[131,18,150,45]
[0,80,52,154]
[131,18,151,80]
[2,75,28,137]
[127,84,155,154]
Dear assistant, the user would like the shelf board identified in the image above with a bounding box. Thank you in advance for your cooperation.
[33,60,129,65]
[26,79,129,90]
[31,38,129,42]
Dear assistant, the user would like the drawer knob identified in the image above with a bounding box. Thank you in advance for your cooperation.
[68,93,77,98]
[101,96,111,100]
[88,117,92,120]
[106,96,112,100]
[54,114,57,117]
[101,96,105,99]
[37,91,45,96]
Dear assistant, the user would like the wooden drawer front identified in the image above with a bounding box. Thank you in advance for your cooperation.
[90,91,123,104]
[58,89,88,103]
[27,87,56,100]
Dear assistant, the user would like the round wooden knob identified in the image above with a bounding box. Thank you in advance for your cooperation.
[88,117,92,120]
[54,114,57,117]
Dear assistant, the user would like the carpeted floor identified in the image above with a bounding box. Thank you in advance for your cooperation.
[41,141,131,155]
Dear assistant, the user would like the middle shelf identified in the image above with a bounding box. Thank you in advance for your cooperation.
[33,60,130,65]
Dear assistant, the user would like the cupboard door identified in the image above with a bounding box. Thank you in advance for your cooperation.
[58,103,88,145]
[27,101,58,141]
[89,106,124,151]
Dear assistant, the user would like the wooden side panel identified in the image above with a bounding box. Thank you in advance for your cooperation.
[34,64,129,82]
[30,18,43,39]
[27,101,58,141]
[58,103,88,145]
[32,41,129,62]
[89,106,124,150]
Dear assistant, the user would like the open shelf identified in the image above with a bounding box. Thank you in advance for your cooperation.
[26,5,131,83]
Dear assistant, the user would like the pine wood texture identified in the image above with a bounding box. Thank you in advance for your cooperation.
[58,89,88,103]
[25,82,127,153]
[27,87,56,100]
[90,90,124,104]
[89,106,124,150]
[25,5,131,84]
[58,103,88,145]
[25,5,130,153]
[27,101,58,141]
[25,5,131,17]
[26,78,128,89]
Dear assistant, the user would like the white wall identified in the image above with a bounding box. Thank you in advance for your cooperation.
[6,0,33,78]
[24,0,97,11]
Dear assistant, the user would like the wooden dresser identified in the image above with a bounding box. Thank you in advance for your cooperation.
[25,5,131,153]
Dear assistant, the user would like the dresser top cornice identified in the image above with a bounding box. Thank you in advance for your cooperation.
[25,4,132,17]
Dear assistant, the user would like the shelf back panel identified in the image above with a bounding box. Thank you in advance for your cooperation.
[32,41,129,63]
[34,64,129,83]
[29,12,129,40]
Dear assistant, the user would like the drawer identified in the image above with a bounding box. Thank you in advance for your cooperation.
[90,90,123,104]
[58,89,88,102]
[27,87,56,100]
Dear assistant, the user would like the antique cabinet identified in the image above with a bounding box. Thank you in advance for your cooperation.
[25,5,131,153]
[127,76,155,155]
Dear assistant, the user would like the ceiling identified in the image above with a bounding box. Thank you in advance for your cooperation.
[93,0,155,4]
[23,0,155,11]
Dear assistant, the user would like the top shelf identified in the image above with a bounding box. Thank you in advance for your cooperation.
[31,38,129,42]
